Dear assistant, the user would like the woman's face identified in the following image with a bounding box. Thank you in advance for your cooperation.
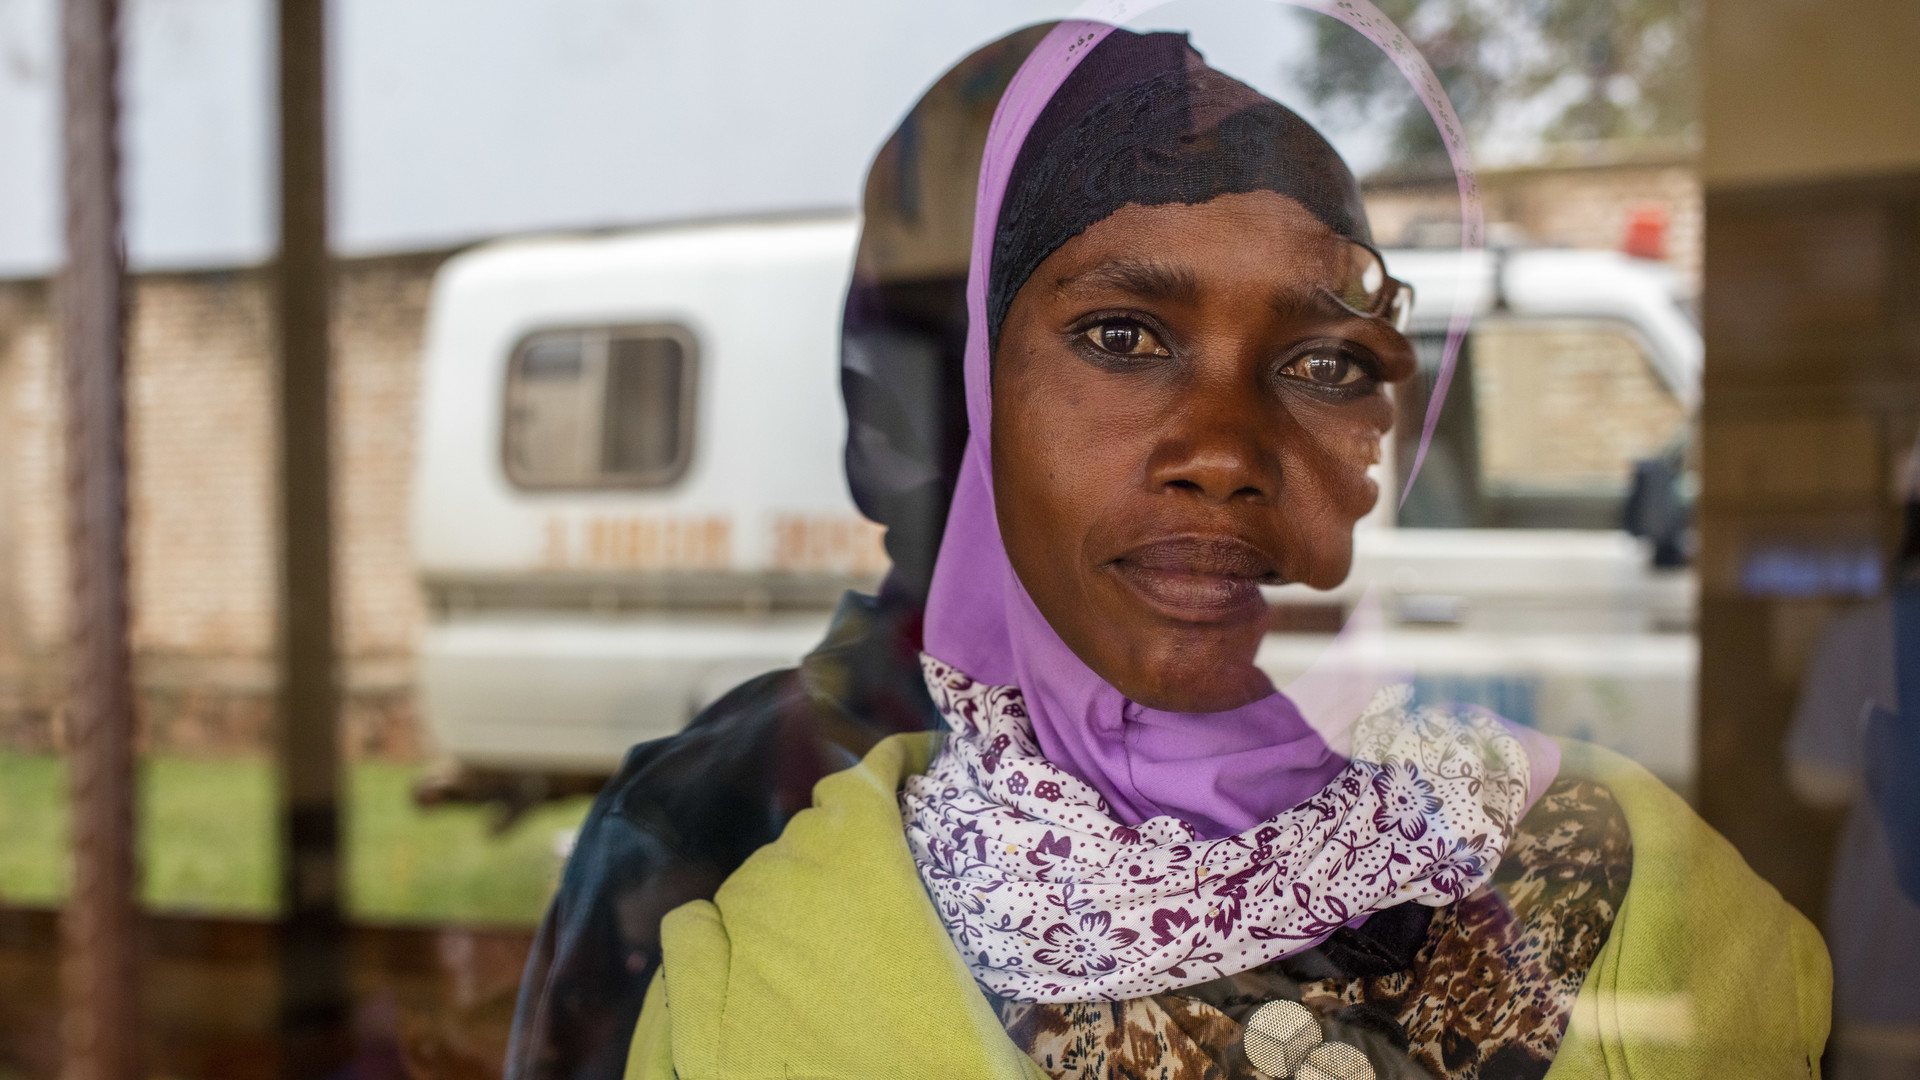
[993,190,1415,713]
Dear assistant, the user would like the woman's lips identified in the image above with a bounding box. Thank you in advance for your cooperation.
[1104,537,1276,623]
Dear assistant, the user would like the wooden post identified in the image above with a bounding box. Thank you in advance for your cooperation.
[57,0,141,1077]
[274,0,348,1074]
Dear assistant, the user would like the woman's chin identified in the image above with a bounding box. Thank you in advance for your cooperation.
[1057,579,1277,712]
[1109,647,1276,713]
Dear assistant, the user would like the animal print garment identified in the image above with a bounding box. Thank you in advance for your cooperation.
[993,778,1632,1080]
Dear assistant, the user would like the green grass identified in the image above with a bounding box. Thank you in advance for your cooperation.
[142,755,279,912]
[0,752,593,926]
[0,751,66,906]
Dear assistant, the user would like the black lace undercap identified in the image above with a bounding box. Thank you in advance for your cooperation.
[986,28,1373,352]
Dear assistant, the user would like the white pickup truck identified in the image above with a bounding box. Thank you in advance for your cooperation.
[410,214,1699,792]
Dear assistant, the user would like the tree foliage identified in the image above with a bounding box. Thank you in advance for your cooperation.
[1297,0,1698,173]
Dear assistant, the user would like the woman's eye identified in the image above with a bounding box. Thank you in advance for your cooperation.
[1083,321,1168,358]
[1281,346,1370,387]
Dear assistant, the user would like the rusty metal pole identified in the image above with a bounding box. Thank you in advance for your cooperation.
[57,0,141,1077]
[274,0,348,1075]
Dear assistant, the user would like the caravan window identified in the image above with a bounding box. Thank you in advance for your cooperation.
[503,324,698,489]
[1398,319,1687,529]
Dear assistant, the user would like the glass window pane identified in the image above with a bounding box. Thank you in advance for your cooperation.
[1472,319,1687,499]
[1395,333,1481,529]
[504,332,595,486]
[503,327,694,490]
[601,333,687,481]
[1399,321,1691,530]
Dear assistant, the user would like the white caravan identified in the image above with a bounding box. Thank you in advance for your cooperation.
[411,214,1700,789]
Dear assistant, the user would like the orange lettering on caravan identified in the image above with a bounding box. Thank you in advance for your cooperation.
[568,515,733,571]
[543,516,570,568]
[769,515,889,575]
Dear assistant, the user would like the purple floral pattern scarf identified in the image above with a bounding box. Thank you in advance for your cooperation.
[902,654,1534,1003]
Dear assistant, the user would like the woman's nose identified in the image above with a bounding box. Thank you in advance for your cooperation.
[1144,385,1276,504]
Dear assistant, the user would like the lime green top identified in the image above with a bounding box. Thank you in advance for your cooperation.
[626,734,1831,1080]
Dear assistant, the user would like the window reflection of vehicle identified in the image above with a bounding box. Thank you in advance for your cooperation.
[1389,247,1698,529]
[1262,245,1702,791]
[408,230,1703,794]
[1400,318,1688,531]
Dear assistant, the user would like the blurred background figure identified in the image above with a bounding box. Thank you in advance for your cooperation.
[1787,440,1920,1080]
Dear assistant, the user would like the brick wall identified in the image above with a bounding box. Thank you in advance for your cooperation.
[0,253,448,757]
[1363,150,1702,286]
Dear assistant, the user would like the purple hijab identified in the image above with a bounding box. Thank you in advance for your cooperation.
[920,22,1555,840]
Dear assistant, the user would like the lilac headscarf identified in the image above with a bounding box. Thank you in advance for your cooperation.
[920,22,1556,840]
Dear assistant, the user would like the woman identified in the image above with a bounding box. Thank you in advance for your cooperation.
[510,23,1829,1080]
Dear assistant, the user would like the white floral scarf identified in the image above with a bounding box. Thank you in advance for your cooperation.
[900,654,1533,1003]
